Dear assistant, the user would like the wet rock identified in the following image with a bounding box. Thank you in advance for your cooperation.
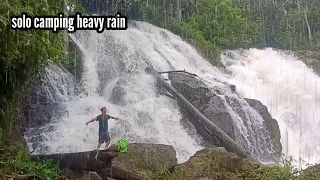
[171,147,282,180]
[245,98,282,157]
[22,66,74,130]
[109,80,127,106]
[169,73,236,144]
[55,176,68,180]
[173,147,247,179]
[229,84,236,92]
[101,143,177,180]
[60,169,102,180]
[60,169,85,180]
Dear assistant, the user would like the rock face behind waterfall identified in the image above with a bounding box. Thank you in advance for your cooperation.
[22,66,74,129]
[21,66,75,153]
[168,72,282,160]
[244,98,282,156]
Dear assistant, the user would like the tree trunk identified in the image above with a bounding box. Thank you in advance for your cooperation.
[158,69,197,76]
[303,8,312,45]
[176,0,181,22]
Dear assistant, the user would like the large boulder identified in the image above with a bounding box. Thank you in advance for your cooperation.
[169,147,294,180]
[169,72,282,161]
[169,73,236,142]
[99,143,177,180]
[172,147,257,180]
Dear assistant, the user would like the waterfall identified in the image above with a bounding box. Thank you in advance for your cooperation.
[221,48,320,169]
[24,21,319,167]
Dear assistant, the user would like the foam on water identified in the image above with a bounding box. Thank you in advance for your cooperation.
[221,48,320,169]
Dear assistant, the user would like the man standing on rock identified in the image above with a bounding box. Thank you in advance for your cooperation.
[86,106,119,159]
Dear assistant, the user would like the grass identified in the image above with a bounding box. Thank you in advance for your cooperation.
[152,168,179,180]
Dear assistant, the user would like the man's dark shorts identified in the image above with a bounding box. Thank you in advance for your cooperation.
[99,131,111,143]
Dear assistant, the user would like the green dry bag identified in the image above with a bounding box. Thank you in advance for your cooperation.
[115,138,129,152]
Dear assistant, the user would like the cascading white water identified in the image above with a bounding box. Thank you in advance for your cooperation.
[220,48,320,169]
[26,21,213,163]
[24,21,315,165]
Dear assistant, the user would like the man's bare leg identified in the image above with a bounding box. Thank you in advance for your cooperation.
[105,140,111,150]
[95,142,102,160]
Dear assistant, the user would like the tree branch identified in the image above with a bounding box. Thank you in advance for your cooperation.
[157,69,198,76]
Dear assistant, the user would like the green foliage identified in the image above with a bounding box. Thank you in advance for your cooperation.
[152,168,179,180]
[295,164,320,180]
[152,165,296,180]
[117,0,262,65]
[102,0,319,63]
[236,156,301,180]
[0,0,84,131]
[0,127,60,179]
[187,0,261,49]
[236,0,320,51]
[152,157,301,180]
[239,163,295,179]
[0,149,60,179]
[174,21,221,65]
[0,0,84,179]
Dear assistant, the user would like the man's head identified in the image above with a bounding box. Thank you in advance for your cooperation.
[100,107,107,114]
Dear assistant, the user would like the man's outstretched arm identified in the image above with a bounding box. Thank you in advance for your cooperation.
[109,115,119,120]
[86,117,97,126]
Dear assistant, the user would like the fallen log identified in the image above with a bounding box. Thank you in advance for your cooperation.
[146,67,256,162]
[32,143,177,180]
[160,89,175,99]
[32,147,119,171]
[157,69,198,76]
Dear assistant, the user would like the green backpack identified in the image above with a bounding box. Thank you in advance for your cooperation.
[115,138,129,152]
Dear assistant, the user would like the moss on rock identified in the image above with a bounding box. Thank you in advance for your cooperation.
[107,143,177,179]
[294,164,320,180]
[172,147,253,179]
[154,147,295,180]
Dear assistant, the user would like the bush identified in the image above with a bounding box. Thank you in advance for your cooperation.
[0,148,61,179]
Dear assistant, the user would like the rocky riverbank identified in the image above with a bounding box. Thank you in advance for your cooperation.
[26,143,319,180]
